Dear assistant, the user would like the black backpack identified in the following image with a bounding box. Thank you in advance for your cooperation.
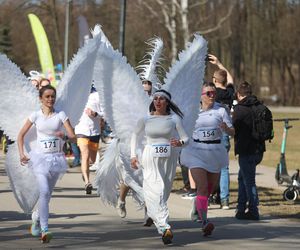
[251,103,274,142]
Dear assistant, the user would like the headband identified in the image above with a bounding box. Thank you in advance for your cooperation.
[153,91,171,101]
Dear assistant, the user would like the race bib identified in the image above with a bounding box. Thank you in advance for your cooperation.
[38,137,61,153]
[194,127,220,141]
[151,143,171,158]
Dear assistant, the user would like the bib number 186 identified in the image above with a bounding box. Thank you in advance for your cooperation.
[152,144,171,158]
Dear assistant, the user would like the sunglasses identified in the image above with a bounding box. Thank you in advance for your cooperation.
[201,91,216,98]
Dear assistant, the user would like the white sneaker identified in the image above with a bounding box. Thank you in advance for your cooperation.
[30,211,41,237]
[117,199,126,218]
[89,163,99,171]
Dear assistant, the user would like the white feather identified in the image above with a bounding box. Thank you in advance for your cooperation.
[94,138,121,207]
[93,41,150,145]
[136,37,164,86]
[0,53,40,213]
[163,34,208,137]
[55,25,102,126]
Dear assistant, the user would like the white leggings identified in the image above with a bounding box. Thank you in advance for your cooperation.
[34,172,60,231]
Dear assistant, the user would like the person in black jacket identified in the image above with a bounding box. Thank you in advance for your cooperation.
[232,81,265,220]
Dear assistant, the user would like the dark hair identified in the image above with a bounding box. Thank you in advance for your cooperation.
[237,81,252,96]
[149,89,184,118]
[203,81,216,89]
[39,85,56,98]
[142,80,152,86]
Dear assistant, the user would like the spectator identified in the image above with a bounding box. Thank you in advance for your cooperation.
[209,54,235,209]
[232,81,264,220]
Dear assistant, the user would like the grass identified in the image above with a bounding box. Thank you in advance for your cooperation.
[230,112,300,170]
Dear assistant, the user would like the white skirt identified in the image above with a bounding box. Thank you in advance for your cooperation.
[29,150,68,177]
[180,140,228,173]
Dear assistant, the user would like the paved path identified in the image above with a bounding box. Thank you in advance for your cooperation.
[0,152,299,249]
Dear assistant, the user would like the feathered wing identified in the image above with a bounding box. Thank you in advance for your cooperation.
[136,37,164,91]
[0,53,40,213]
[55,25,102,126]
[92,32,149,207]
[163,34,207,137]
[94,138,121,207]
[93,41,150,145]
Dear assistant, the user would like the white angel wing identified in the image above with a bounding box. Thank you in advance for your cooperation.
[0,53,40,213]
[163,34,207,137]
[136,37,164,89]
[94,138,121,207]
[93,41,150,145]
[55,25,102,126]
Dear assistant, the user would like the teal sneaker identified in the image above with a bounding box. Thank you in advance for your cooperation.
[30,220,41,237]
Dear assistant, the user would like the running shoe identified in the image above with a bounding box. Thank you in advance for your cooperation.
[162,228,173,245]
[41,231,53,243]
[220,199,230,210]
[85,182,93,194]
[181,190,197,199]
[30,211,41,237]
[117,199,126,218]
[202,220,214,236]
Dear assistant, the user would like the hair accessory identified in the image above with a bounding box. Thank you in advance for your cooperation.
[136,37,164,91]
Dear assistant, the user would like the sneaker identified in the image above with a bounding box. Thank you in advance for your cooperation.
[71,161,81,168]
[181,190,197,199]
[190,198,199,221]
[89,163,99,171]
[162,229,173,245]
[30,211,41,237]
[41,231,53,243]
[85,182,93,195]
[117,199,126,218]
[30,221,41,237]
[236,211,259,221]
[143,217,154,227]
[220,200,230,210]
[202,220,214,236]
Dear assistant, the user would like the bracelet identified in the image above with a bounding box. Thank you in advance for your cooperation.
[180,140,185,145]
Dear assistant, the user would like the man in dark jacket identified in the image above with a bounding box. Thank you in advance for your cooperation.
[232,81,265,220]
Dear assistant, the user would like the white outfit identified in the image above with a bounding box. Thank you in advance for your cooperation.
[131,114,189,233]
[180,103,232,173]
[75,91,103,136]
[28,109,69,230]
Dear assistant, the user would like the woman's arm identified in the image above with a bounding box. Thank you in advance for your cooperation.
[17,119,33,165]
[63,119,76,143]
[171,115,189,147]
[130,118,145,169]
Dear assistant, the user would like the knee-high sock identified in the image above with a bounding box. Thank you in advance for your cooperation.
[196,195,208,222]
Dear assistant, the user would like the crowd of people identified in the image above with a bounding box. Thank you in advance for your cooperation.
[4,45,266,245]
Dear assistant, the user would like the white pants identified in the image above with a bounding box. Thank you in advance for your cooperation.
[34,172,60,231]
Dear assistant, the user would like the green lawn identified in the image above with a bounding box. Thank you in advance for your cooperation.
[230,112,300,170]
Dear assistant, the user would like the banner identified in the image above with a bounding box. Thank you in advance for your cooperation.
[28,13,56,86]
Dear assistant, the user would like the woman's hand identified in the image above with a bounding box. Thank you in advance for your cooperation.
[20,153,30,166]
[220,122,235,136]
[170,138,183,147]
[131,157,139,170]
[55,130,65,139]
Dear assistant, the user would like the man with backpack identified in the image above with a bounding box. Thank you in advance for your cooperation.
[232,81,273,220]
